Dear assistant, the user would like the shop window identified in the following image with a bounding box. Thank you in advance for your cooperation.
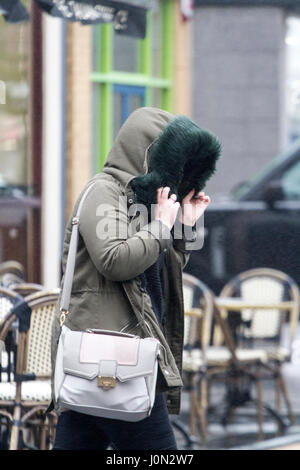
[0,2,42,282]
[0,12,30,196]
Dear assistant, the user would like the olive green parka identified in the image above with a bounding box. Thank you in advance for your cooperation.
[51,107,203,415]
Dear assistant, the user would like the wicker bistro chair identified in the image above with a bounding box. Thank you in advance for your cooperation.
[0,288,28,448]
[214,268,300,433]
[174,273,214,445]
[180,275,264,442]
[205,300,271,439]
[0,287,23,386]
[0,290,59,450]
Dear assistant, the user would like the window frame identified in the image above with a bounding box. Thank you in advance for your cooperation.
[91,0,174,171]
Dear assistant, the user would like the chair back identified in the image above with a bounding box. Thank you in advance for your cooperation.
[0,291,59,379]
[219,268,300,348]
[23,291,59,378]
[182,273,214,365]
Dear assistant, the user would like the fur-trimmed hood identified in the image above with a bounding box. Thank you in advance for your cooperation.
[102,107,221,209]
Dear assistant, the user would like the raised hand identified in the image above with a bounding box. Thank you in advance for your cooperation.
[179,189,210,226]
[154,187,180,230]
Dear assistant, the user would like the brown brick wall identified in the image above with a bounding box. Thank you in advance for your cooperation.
[174,0,192,117]
[65,23,92,220]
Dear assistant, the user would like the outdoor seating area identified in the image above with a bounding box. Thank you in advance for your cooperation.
[0,262,59,450]
[0,260,299,450]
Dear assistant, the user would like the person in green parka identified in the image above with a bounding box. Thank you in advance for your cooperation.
[51,107,221,450]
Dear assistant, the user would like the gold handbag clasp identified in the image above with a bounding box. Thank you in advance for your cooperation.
[97,376,116,390]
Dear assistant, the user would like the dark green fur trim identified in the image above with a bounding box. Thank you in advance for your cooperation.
[130,115,221,210]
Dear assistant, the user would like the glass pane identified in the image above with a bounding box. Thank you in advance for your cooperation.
[152,88,162,108]
[0,14,30,196]
[281,160,300,200]
[113,86,145,139]
[113,33,138,73]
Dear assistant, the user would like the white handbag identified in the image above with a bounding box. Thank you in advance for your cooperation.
[54,183,161,422]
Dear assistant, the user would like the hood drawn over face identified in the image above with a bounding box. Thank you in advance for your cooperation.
[102,107,221,209]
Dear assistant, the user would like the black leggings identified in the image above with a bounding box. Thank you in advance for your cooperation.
[53,393,177,450]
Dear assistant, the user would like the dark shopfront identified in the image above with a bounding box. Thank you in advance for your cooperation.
[0,2,42,283]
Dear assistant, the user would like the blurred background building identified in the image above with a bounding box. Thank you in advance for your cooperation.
[0,0,300,289]
[194,0,300,198]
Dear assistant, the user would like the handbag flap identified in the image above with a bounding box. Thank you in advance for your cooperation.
[80,333,140,365]
[61,326,160,382]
